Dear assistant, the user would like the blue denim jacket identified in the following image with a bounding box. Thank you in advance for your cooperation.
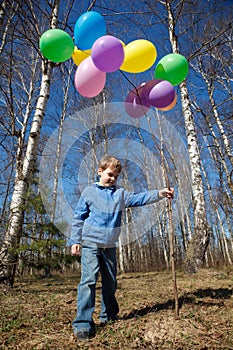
[69,183,161,247]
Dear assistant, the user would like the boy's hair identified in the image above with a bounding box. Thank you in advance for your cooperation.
[98,155,122,173]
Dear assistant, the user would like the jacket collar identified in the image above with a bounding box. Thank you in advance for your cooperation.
[95,182,116,191]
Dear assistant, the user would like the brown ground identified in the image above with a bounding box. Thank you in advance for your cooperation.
[0,267,232,349]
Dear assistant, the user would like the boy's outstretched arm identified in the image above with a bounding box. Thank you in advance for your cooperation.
[124,187,175,207]
[158,188,174,199]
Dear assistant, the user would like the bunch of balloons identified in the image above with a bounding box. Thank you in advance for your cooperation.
[125,52,188,118]
[39,11,188,114]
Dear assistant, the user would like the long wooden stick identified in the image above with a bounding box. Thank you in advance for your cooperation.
[139,110,179,317]
[152,112,179,318]
[161,156,179,317]
[168,196,179,317]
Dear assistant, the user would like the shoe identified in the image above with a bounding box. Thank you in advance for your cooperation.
[100,316,119,326]
[77,331,90,340]
[77,331,92,340]
[99,320,107,327]
[77,329,95,341]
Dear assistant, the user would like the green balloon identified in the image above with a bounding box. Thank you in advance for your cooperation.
[154,53,188,86]
[39,29,74,63]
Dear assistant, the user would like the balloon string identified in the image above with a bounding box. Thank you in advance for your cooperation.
[119,70,138,90]
[119,70,146,110]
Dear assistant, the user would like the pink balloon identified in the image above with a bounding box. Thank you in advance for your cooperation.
[148,80,175,108]
[92,35,124,72]
[125,83,150,118]
[74,56,106,97]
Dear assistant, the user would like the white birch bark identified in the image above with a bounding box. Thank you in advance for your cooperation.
[118,237,126,273]
[205,112,232,194]
[0,1,60,287]
[199,60,233,167]
[166,1,209,272]
[191,73,233,195]
[0,1,19,55]
[158,219,169,269]
[51,63,73,222]
[180,81,209,271]
[0,61,53,287]
[201,158,232,264]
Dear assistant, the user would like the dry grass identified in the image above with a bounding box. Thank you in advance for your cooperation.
[0,267,232,349]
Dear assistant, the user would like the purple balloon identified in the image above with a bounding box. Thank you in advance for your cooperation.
[141,79,161,97]
[125,83,150,118]
[148,80,175,108]
[91,35,124,72]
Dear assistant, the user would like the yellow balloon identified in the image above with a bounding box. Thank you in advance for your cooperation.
[119,39,126,47]
[120,39,157,73]
[72,47,91,66]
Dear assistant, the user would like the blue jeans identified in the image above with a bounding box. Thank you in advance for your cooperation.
[72,242,119,335]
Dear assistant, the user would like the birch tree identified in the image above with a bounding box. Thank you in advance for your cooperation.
[190,43,233,196]
[1,0,232,283]
[140,0,233,272]
[0,0,60,288]
[165,0,209,272]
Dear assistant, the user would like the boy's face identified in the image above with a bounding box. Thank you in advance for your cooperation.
[98,166,120,187]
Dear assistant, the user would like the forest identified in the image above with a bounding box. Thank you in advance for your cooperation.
[0,0,232,287]
[0,1,233,348]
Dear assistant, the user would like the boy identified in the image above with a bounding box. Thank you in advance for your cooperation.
[70,155,174,340]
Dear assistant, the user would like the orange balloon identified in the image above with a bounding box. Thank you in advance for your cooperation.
[158,94,177,111]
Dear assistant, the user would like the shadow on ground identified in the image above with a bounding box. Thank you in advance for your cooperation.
[121,287,232,320]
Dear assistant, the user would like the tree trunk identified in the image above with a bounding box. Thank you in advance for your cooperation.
[0,61,53,288]
[180,81,209,272]
[201,158,232,265]
[0,0,61,288]
[164,0,209,272]
[118,238,126,273]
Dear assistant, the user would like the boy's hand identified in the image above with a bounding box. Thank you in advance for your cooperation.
[71,244,81,256]
[159,188,174,199]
